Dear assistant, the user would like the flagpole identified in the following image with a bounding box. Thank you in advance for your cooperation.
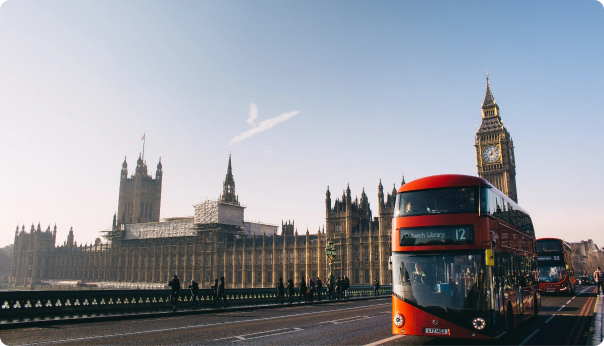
[142,131,146,161]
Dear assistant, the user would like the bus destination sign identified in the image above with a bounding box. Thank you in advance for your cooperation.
[399,225,474,246]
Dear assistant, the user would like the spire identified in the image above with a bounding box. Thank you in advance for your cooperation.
[401,173,406,186]
[156,157,163,179]
[482,70,498,109]
[221,153,239,205]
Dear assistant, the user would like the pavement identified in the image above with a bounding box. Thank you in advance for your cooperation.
[588,290,603,346]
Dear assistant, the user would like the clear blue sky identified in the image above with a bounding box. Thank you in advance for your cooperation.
[1,0,603,248]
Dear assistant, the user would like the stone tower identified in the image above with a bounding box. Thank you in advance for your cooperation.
[116,154,163,226]
[220,154,239,205]
[475,73,518,202]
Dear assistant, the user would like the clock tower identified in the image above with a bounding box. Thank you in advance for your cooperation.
[475,72,518,203]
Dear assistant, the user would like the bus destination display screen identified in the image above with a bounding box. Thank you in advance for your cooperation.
[399,225,474,246]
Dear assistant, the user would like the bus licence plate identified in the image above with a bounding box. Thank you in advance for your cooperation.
[425,328,449,335]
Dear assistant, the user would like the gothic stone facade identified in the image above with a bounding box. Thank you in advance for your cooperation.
[475,74,518,202]
[10,155,396,288]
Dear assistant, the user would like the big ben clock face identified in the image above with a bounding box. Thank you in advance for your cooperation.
[482,145,500,163]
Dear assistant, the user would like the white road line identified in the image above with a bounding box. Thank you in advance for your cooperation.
[557,305,566,311]
[364,335,404,346]
[545,314,556,323]
[232,328,303,342]
[213,327,293,341]
[572,296,576,300]
[16,302,391,346]
[519,329,540,346]
[566,300,572,304]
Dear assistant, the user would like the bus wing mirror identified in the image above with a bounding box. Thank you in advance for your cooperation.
[485,249,494,266]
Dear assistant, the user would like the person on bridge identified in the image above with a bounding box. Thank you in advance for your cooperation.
[189,279,199,308]
[308,277,315,302]
[335,277,342,299]
[299,276,307,303]
[275,277,285,304]
[326,277,332,300]
[211,279,219,304]
[214,276,227,308]
[373,279,380,296]
[316,277,322,301]
[287,279,294,304]
[168,274,180,311]
[595,267,603,295]
[344,275,350,299]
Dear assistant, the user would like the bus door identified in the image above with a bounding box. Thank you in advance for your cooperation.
[493,251,506,334]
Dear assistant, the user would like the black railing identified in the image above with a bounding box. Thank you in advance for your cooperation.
[0,285,391,323]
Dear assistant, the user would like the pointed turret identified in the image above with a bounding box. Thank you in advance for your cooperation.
[121,156,128,178]
[135,153,148,176]
[220,154,239,205]
[156,157,163,179]
[482,71,498,110]
[401,173,406,186]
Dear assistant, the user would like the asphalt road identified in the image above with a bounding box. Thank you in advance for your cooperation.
[0,286,598,346]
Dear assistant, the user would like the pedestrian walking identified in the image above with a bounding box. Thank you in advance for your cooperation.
[344,276,350,299]
[214,276,227,307]
[326,278,332,300]
[275,277,285,304]
[211,279,219,305]
[308,278,315,302]
[316,277,323,301]
[189,279,199,308]
[168,274,180,311]
[373,279,380,296]
[336,277,342,300]
[595,267,604,295]
[287,279,294,304]
[299,276,307,303]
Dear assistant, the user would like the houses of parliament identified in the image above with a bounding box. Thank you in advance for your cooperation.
[9,74,517,289]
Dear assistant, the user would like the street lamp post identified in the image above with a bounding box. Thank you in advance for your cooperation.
[325,239,337,283]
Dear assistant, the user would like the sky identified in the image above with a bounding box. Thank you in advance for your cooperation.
[1,0,603,249]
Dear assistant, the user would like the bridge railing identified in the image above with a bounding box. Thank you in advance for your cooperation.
[0,285,391,323]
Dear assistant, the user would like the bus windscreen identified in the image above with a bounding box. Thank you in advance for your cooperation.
[394,187,477,217]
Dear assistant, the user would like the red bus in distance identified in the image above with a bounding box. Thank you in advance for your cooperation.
[391,174,539,340]
[537,238,575,295]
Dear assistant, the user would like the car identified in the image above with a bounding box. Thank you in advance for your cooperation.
[578,276,591,285]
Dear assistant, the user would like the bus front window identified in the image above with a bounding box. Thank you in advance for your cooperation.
[392,252,489,311]
[538,265,567,283]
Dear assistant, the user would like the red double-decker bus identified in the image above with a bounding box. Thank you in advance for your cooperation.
[537,238,575,294]
[391,175,539,340]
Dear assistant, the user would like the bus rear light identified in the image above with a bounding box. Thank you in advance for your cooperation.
[472,317,486,330]
[394,313,405,327]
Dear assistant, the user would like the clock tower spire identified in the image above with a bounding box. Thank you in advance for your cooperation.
[475,72,518,202]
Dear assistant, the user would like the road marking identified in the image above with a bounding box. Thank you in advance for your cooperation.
[214,327,302,341]
[519,329,539,346]
[364,335,404,346]
[320,315,372,324]
[545,314,556,323]
[232,328,303,342]
[566,300,572,304]
[572,296,576,300]
[15,302,391,346]
[558,304,566,311]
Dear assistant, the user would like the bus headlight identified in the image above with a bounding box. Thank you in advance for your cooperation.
[472,317,486,330]
[394,313,405,327]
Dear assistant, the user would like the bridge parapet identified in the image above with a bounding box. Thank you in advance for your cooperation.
[0,285,391,323]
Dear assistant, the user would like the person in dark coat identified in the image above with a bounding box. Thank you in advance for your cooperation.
[189,279,199,308]
[212,279,219,305]
[275,277,285,304]
[298,276,307,303]
[344,276,350,299]
[316,278,323,301]
[335,277,342,299]
[215,276,227,308]
[168,274,180,311]
[287,279,294,304]
[373,279,380,296]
